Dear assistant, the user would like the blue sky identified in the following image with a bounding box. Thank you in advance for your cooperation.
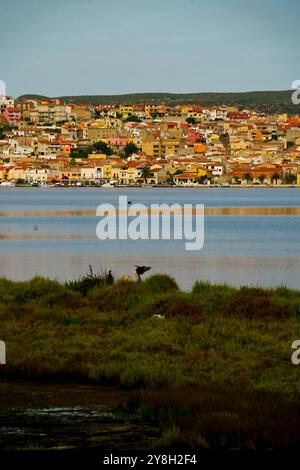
[1,0,300,97]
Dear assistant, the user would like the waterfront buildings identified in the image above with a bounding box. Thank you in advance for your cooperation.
[0,97,299,186]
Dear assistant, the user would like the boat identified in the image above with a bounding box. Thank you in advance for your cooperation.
[0,181,15,187]
[101,182,115,188]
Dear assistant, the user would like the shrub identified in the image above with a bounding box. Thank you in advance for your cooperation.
[142,275,179,294]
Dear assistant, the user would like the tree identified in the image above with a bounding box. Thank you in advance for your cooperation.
[124,142,138,158]
[69,151,78,159]
[0,126,9,139]
[194,175,207,184]
[141,165,151,183]
[271,173,281,184]
[243,173,253,183]
[186,117,196,125]
[70,148,90,159]
[124,115,141,123]
[93,141,113,155]
[284,174,296,184]
[258,175,266,184]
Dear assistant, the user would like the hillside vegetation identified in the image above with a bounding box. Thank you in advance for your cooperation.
[18,90,300,114]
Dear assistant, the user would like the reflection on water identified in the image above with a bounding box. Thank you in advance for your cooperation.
[0,188,299,288]
[0,382,155,450]
[2,207,300,217]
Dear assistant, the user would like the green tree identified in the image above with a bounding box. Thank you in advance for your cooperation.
[70,151,79,159]
[124,142,138,158]
[141,165,151,183]
[258,175,266,184]
[194,175,207,184]
[124,115,141,123]
[186,117,196,125]
[93,141,113,155]
[243,173,253,183]
[272,173,281,184]
[0,127,9,139]
[284,174,296,184]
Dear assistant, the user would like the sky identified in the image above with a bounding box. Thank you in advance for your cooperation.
[1,0,300,97]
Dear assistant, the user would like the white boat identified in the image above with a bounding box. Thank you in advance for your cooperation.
[101,182,115,188]
[0,181,15,187]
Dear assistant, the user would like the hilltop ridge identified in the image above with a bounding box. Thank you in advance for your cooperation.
[18,90,299,114]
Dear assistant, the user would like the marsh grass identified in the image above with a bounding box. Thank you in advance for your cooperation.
[126,387,300,450]
[1,274,300,449]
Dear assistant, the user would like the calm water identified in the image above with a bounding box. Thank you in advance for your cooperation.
[0,187,299,288]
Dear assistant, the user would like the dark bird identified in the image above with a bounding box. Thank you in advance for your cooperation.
[106,270,114,285]
[134,265,151,281]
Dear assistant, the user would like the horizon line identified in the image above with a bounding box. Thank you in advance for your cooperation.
[16,89,293,98]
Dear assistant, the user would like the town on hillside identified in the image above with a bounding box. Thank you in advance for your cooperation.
[0,96,300,187]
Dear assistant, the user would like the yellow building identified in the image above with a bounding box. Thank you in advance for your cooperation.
[142,139,180,158]
[119,104,133,119]
[88,153,107,160]
[142,141,161,158]
[103,162,113,179]
[8,167,26,181]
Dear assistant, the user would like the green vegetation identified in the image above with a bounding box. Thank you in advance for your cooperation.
[243,172,253,183]
[123,142,138,158]
[140,165,151,183]
[70,149,90,159]
[1,274,300,449]
[284,174,297,184]
[186,117,196,124]
[92,140,113,155]
[124,115,142,123]
[0,125,11,139]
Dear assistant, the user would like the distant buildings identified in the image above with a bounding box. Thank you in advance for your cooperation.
[0,96,299,186]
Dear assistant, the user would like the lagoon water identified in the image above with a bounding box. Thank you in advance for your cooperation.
[0,187,300,289]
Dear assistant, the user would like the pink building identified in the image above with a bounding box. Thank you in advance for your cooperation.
[107,136,129,146]
[4,107,21,126]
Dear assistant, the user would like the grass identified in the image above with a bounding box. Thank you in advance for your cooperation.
[1,273,300,449]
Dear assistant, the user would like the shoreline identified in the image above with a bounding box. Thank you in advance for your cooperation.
[1,184,300,189]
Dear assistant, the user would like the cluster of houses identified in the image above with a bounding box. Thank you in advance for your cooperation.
[0,95,300,187]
